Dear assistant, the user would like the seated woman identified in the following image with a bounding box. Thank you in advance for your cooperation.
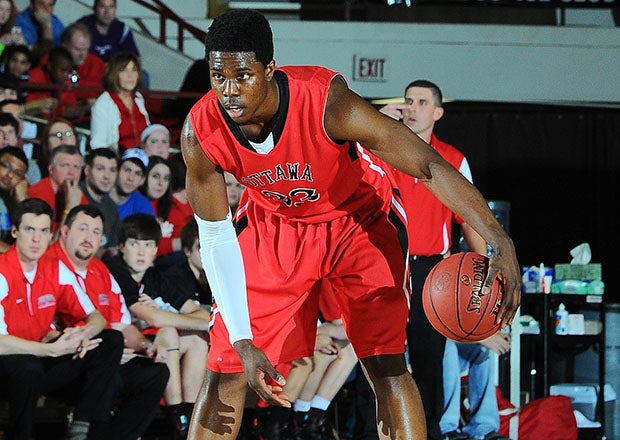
[90,51,150,153]
[35,116,77,178]
[141,123,171,159]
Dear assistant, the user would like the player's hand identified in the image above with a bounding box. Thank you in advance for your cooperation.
[379,103,409,121]
[486,242,521,329]
[480,332,511,356]
[233,339,291,408]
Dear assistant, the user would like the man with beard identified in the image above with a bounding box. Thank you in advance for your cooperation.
[79,147,121,255]
[47,204,170,440]
[0,198,123,440]
[109,147,155,219]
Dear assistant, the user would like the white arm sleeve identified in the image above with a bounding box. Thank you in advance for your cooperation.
[195,212,253,345]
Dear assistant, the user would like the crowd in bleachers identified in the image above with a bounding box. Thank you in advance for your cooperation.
[0,2,364,440]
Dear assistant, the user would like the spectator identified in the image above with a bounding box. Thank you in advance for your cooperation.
[79,147,120,254]
[0,0,26,47]
[105,213,210,439]
[0,110,17,147]
[35,116,77,177]
[163,217,212,307]
[26,46,92,121]
[0,197,123,440]
[109,147,155,219]
[59,21,105,104]
[49,204,170,440]
[174,58,210,124]
[15,0,65,64]
[0,44,32,84]
[0,99,40,181]
[27,143,86,230]
[155,152,193,268]
[78,0,140,63]
[224,171,244,214]
[139,155,175,255]
[0,71,18,102]
[140,123,170,159]
[441,333,511,440]
[90,51,149,153]
[0,146,28,252]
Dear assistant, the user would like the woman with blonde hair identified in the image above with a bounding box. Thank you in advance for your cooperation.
[90,51,150,153]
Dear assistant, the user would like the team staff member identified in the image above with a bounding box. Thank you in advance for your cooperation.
[0,198,123,440]
[380,80,488,440]
[48,204,170,440]
[182,10,521,440]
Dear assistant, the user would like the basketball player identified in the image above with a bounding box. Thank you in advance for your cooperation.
[181,10,521,440]
[379,80,488,440]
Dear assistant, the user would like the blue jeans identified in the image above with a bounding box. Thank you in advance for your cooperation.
[440,340,499,438]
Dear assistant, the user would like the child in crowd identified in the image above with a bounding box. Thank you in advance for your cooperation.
[104,213,210,439]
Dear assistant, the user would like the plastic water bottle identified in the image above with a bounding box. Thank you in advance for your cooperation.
[555,303,568,335]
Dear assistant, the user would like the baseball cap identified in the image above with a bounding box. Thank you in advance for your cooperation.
[141,123,170,143]
[121,148,149,170]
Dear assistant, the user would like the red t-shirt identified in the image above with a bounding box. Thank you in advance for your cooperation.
[0,247,96,342]
[26,66,78,119]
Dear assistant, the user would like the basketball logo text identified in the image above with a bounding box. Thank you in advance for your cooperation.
[466,256,487,314]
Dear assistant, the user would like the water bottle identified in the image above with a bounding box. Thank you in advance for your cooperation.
[555,303,568,335]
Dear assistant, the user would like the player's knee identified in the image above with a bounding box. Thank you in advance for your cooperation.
[361,353,408,379]
[155,326,180,348]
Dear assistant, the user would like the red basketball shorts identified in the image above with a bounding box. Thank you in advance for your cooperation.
[207,196,410,373]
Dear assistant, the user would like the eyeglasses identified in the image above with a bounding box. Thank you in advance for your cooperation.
[0,160,26,179]
[49,131,75,139]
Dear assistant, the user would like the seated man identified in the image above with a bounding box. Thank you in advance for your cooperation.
[0,198,123,440]
[0,147,29,252]
[163,217,212,307]
[48,204,170,440]
[441,333,512,440]
[104,213,210,439]
[78,0,141,63]
[79,148,121,255]
[26,46,92,122]
[109,147,155,220]
[15,0,65,63]
[27,144,86,231]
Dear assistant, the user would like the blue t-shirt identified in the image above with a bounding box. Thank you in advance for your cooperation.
[16,8,65,47]
[116,191,155,220]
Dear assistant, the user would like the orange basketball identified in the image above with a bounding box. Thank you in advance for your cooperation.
[422,252,503,342]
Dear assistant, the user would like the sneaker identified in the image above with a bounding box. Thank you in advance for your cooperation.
[442,431,472,440]
[300,412,338,440]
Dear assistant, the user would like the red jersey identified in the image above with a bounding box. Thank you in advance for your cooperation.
[0,247,96,342]
[46,242,131,328]
[391,133,472,256]
[158,195,194,256]
[190,66,393,224]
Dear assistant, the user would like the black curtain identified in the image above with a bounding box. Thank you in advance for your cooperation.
[432,102,620,304]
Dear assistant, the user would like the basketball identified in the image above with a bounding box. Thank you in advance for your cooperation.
[422,252,503,342]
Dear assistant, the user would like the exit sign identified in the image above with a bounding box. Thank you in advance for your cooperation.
[352,55,387,83]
